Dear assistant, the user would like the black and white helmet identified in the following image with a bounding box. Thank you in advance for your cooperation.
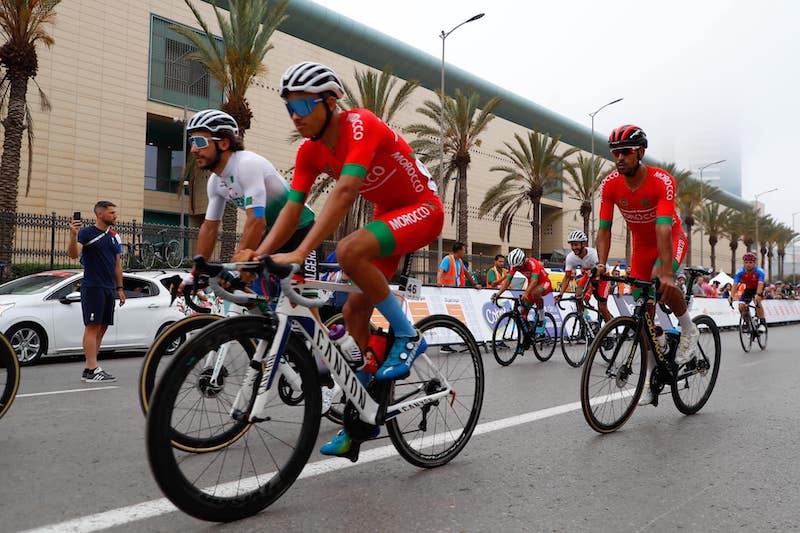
[186,109,239,136]
[567,230,588,243]
[280,62,345,99]
[507,248,526,268]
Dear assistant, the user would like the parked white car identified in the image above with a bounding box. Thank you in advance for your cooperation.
[0,270,187,365]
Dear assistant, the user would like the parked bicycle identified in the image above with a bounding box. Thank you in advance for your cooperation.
[557,295,614,367]
[580,272,721,433]
[122,229,183,270]
[735,299,767,352]
[491,295,557,366]
[0,333,20,419]
[146,256,484,522]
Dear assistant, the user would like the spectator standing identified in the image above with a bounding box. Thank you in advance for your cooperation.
[67,201,125,383]
[720,283,732,299]
[692,276,706,298]
[676,273,687,294]
[486,254,508,288]
[437,242,481,288]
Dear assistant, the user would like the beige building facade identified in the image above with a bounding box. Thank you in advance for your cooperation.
[15,0,743,271]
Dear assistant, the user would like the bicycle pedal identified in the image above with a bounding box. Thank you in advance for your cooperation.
[249,415,271,423]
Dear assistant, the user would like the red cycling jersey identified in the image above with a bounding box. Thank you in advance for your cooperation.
[598,166,687,279]
[288,109,443,278]
[508,257,551,286]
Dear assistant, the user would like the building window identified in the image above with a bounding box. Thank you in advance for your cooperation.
[149,15,224,110]
[145,114,185,193]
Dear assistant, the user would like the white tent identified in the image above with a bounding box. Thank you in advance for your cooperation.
[710,271,734,287]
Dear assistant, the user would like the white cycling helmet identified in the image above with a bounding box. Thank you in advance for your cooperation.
[186,109,239,136]
[568,230,588,243]
[507,248,526,268]
[280,62,345,99]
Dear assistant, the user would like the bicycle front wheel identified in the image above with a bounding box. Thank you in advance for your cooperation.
[386,314,484,468]
[165,239,183,268]
[138,314,223,417]
[491,311,522,366]
[146,315,321,522]
[560,312,589,368]
[0,334,20,419]
[580,316,646,433]
[672,314,721,415]
[532,312,557,362]
[738,313,753,352]
[756,319,768,350]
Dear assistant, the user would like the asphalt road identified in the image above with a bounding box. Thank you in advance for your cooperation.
[2,324,799,533]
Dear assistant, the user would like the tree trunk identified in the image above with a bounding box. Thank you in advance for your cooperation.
[456,164,469,246]
[0,70,29,266]
[730,241,738,275]
[531,200,541,257]
[710,243,716,272]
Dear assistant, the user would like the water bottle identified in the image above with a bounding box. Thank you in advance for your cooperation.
[584,310,592,322]
[328,324,364,369]
[665,327,681,358]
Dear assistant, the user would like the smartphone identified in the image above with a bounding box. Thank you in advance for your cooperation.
[72,211,81,221]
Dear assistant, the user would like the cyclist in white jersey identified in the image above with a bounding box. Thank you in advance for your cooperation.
[554,230,612,323]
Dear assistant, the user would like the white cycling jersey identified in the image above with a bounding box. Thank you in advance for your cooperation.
[565,246,600,274]
[205,150,314,230]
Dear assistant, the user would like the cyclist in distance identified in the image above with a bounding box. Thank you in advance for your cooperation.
[490,248,552,333]
[729,252,766,326]
[594,124,697,406]
[182,109,317,287]
[553,230,612,323]
[252,62,444,456]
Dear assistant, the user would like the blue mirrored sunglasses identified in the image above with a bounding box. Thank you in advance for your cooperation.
[285,97,324,117]
[189,136,220,149]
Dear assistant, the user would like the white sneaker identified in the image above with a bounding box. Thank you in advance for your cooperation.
[676,326,700,366]
[321,385,335,414]
[638,372,653,406]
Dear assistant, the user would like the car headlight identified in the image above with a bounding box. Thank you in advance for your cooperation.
[0,302,15,316]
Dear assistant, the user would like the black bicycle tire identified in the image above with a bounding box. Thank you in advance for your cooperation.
[140,242,156,270]
[165,239,183,268]
[671,314,721,415]
[560,312,588,368]
[0,334,20,419]
[139,314,223,416]
[146,316,321,522]
[532,312,557,362]
[491,311,522,366]
[386,314,484,468]
[580,316,646,434]
[738,313,753,353]
[756,319,768,350]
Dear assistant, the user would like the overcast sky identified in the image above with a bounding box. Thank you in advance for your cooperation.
[314,0,800,234]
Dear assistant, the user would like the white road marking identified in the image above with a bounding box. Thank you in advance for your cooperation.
[739,360,763,368]
[17,386,118,398]
[21,391,625,533]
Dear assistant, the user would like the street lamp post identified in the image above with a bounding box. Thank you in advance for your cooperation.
[589,98,623,245]
[697,159,725,265]
[437,12,484,262]
[754,188,778,272]
[792,211,800,281]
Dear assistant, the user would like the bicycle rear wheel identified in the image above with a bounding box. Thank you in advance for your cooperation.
[580,316,646,433]
[386,314,484,468]
[140,242,156,270]
[491,311,522,366]
[146,315,321,522]
[738,314,753,352]
[560,312,589,368]
[0,334,20,419]
[532,312,557,362]
[672,314,721,415]
[756,320,768,350]
[165,239,183,268]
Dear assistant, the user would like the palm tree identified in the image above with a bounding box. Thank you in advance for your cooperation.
[404,89,502,245]
[698,203,733,272]
[303,65,419,239]
[479,131,578,256]
[774,224,798,280]
[757,214,776,275]
[172,0,288,258]
[0,0,61,266]
[721,209,748,275]
[563,154,609,238]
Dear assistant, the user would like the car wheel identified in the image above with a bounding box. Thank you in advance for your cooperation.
[156,322,183,356]
[6,323,48,365]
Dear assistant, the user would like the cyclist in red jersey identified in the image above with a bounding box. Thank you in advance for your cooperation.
[490,248,552,334]
[252,62,444,456]
[729,252,766,324]
[594,125,698,406]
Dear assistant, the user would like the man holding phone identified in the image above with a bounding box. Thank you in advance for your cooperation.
[68,201,125,383]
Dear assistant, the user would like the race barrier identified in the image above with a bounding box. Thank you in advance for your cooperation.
[367,287,800,345]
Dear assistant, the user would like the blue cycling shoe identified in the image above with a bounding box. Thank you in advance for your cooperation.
[375,330,427,381]
[320,430,352,456]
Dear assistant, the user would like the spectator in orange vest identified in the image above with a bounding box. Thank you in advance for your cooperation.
[437,242,481,288]
[486,254,508,288]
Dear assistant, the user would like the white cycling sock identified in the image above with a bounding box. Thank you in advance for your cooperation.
[677,311,696,333]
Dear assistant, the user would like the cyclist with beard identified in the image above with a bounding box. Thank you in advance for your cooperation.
[554,230,612,323]
[594,125,697,406]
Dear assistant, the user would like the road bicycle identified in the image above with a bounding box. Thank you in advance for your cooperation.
[122,229,182,270]
[0,333,20,419]
[146,256,484,522]
[491,295,557,366]
[735,299,767,352]
[149,228,183,268]
[580,270,721,433]
[557,295,614,367]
